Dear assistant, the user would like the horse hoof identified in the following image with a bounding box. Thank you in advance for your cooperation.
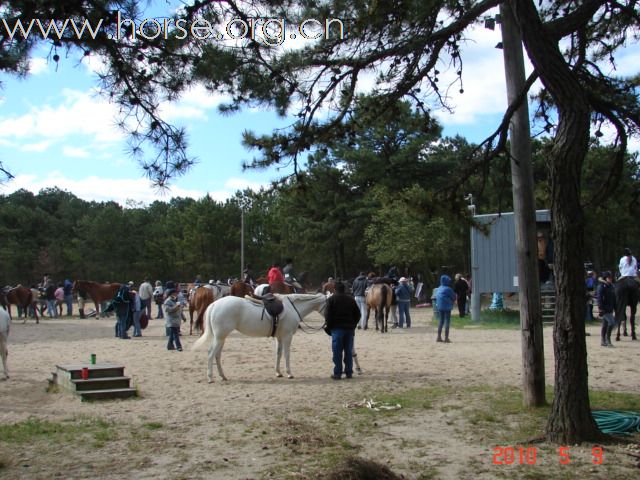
[221,377,228,381]
[208,379,215,384]
[287,374,294,379]
[276,373,283,378]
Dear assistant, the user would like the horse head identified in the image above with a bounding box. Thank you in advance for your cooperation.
[280,292,328,319]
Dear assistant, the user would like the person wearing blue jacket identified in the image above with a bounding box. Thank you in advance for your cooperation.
[435,275,456,343]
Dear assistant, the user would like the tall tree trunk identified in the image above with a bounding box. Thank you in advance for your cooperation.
[509,0,602,442]
[500,3,545,408]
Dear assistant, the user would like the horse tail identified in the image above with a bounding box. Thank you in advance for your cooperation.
[27,289,38,321]
[380,284,389,307]
[191,303,214,350]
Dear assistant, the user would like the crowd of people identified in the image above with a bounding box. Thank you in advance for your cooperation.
[10,248,635,379]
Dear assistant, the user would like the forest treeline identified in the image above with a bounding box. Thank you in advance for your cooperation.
[2,135,637,290]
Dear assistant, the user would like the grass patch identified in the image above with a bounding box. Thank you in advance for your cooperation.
[433,308,521,329]
[143,421,164,430]
[364,385,451,412]
[279,418,342,454]
[0,417,116,445]
[590,390,640,411]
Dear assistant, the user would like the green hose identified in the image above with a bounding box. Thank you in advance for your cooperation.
[592,410,640,435]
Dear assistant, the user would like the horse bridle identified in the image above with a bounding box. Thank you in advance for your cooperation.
[287,296,327,334]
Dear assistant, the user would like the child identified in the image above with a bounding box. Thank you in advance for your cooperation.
[164,289,183,351]
[435,275,456,343]
[431,286,439,321]
[153,280,164,319]
[596,271,616,347]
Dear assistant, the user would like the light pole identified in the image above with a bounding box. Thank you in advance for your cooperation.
[241,207,245,280]
[239,196,251,280]
[485,6,545,406]
[465,194,480,321]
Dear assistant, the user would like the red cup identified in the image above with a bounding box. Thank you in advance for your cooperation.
[81,367,89,380]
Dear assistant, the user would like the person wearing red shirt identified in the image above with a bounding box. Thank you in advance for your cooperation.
[267,262,285,284]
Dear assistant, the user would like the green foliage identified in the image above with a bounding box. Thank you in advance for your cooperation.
[0,417,116,445]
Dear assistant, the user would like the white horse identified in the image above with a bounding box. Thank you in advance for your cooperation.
[1,307,10,380]
[192,293,327,382]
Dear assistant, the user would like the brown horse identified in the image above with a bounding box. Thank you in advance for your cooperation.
[189,286,215,335]
[72,280,121,317]
[366,283,392,333]
[268,281,297,294]
[229,281,254,298]
[320,281,336,295]
[1,285,39,323]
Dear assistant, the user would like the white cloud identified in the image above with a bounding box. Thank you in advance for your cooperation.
[81,53,109,76]
[160,84,228,121]
[433,26,512,126]
[2,172,208,206]
[0,88,123,144]
[597,122,640,153]
[0,171,273,206]
[28,57,49,75]
[22,141,52,152]
[2,171,268,206]
[62,146,90,158]
[224,177,268,191]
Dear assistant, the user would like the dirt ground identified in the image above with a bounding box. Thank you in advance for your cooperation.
[0,301,639,479]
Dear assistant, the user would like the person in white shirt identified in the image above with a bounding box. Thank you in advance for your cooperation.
[618,248,638,279]
[138,279,154,318]
[615,248,638,341]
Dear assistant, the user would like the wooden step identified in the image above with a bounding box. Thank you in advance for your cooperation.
[57,363,125,379]
[51,363,138,401]
[79,388,138,401]
[72,376,132,391]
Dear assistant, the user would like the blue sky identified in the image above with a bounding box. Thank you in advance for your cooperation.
[1,7,638,206]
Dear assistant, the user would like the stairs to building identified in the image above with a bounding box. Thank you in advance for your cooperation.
[49,363,137,401]
[540,281,556,324]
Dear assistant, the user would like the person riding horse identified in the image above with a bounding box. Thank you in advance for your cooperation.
[243,264,256,286]
[283,258,302,291]
[615,248,639,341]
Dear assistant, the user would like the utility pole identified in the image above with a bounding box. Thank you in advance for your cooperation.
[499,3,546,407]
[241,207,245,280]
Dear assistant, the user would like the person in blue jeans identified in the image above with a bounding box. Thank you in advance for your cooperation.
[324,282,360,379]
[597,271,616,347]
[164,289,183,351]
[109,283,132,339]
[394,277,413,328]
[351,272,368,329]
[63,279,74,316]
[130,285,143,337]
[435,275,456,343]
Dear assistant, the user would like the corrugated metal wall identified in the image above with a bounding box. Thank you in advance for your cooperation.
[471,210,550,294]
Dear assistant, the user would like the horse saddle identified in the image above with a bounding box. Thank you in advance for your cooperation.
[247,293,284,336]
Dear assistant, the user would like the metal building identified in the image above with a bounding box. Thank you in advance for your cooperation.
[469,210,551,319]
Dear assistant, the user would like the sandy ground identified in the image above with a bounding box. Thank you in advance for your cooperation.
[0,301,639,479]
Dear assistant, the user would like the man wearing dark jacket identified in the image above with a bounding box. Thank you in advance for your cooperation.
[324,282,360,379]
[597,271,616,347]
[453,274,469,318]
